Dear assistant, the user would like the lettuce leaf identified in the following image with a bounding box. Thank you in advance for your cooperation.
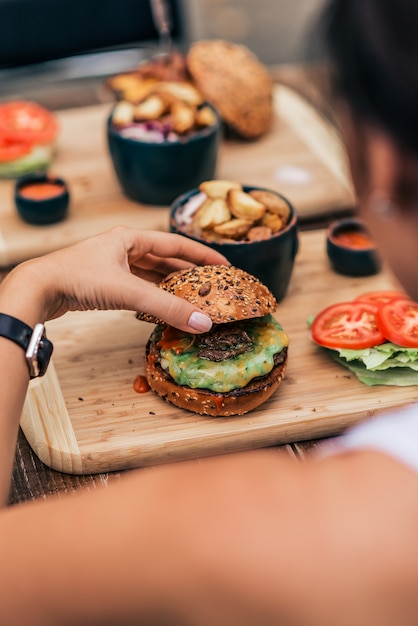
[327,346,418,386]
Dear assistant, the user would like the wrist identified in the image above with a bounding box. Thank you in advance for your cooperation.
[0,313,53,378]
[0,260,56,326]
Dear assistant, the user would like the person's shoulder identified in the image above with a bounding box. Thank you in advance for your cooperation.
[319,403,418,474]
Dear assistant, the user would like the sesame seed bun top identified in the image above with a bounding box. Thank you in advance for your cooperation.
[137,264,277,325]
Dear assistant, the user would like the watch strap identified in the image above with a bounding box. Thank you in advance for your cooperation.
[0,313,53,378]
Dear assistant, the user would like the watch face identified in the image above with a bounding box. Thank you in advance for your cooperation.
[26,324,53,378]
[37,336,54,377]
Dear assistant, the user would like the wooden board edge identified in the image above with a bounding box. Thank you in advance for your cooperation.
[77,416,353,475]
[20,360,83,474]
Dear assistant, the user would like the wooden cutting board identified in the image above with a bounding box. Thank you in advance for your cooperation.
[21,229,417,475]
[0,86,354,267]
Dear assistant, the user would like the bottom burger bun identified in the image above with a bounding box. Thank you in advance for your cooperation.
[137,264,289,417]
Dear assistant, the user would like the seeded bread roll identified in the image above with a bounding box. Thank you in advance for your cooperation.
[136,264,277,325]
[186,39,273,139]
[138,264,288,417]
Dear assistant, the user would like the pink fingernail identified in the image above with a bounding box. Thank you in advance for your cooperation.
[188,311,212,332]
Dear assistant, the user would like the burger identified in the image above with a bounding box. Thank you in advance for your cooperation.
[137,265,289,416]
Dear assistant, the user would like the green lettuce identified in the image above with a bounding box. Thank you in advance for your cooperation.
[327,344,418,386]
[0,145,53,179]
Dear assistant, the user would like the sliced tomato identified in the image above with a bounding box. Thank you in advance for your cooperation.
[311,301,385,349]
[354,290,409,307]
[376,299,418,348]
[0,134,32,162]
[0,101,58,145]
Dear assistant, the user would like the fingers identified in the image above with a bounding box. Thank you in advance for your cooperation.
[120,274,213,333]
[30,228,227,331]
[129,255,198,284]
[127,230,230,268]
[111,229,229,331]
[187,311,213,332]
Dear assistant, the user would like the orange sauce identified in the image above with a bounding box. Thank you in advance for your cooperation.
[133,374,150,394]
[333,229,374,249]
[158,326,182,349]
[20,182,65,201]
[213,395,225,414]
[158,326,189,354]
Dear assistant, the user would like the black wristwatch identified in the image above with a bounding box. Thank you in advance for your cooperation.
[0,313,53,378]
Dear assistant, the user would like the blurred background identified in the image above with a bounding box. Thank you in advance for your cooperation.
[0,0,326,106]
[187,0,325,65]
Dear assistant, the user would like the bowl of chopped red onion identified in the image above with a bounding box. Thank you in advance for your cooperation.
[106,99,221,206]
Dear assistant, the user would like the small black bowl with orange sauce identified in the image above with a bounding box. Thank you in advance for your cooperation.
[326,217,381,276]
[15,174,70,225]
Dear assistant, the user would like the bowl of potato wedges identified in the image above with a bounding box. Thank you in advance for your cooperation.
[170,179,299,301]
[106,56,221,206]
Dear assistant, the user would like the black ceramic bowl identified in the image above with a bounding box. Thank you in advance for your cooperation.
[170,185,299,302]
[15,174,70,225]
[326,217,381,276]
[107,104,221,206]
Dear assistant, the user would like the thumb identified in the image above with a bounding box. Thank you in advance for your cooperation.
[135,283,213,334]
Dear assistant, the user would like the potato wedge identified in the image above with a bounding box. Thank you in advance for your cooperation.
[201,229,236,244]
[170,101,196,134]
[213,218,252,239]
[249,190,291,222]
[197,198,231,229]
[111,101,135,126]
[261,212,284,233]
[247,226,273,241]
[227,189,266,221]
[195,106,217,127]
[107,75,158,103]
[154,81,204,106]
[199,180,242,200]
[133,95,167,121]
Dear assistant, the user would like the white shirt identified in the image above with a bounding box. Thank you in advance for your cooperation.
[322,403,418,473]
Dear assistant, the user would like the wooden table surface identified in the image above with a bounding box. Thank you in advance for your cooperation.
[4,65,355,505]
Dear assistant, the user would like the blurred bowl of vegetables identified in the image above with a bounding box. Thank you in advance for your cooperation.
[106,78,221,206]
[0,101,59,179]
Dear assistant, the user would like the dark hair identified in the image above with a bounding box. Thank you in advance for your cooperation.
[319,0,418,153]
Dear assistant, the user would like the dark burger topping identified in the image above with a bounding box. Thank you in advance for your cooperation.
[195,323,254,362]
[273,349,287,366]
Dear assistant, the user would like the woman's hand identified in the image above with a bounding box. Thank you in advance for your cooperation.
[1,226,229,333]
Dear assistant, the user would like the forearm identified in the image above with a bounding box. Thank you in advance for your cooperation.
[0,227,223,505]
[0,263,51,504]
[2,451,302,626]
[0,449,417,626]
